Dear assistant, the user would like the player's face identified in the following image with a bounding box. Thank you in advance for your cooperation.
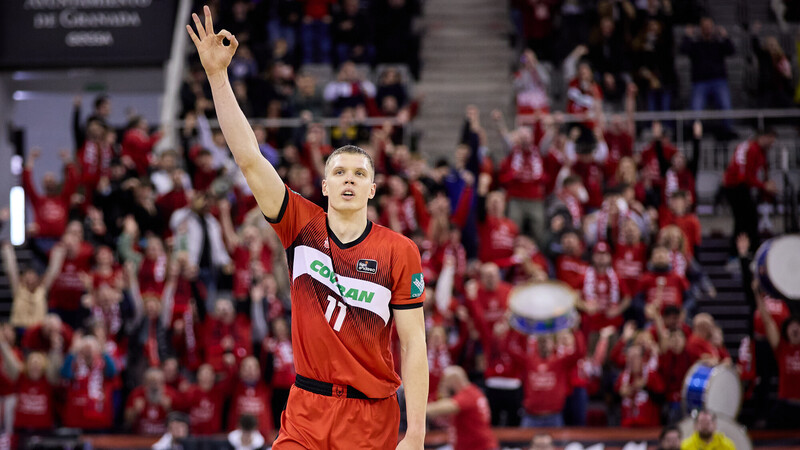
[322,153,376,213]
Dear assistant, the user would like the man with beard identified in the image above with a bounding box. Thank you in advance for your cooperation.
[680,410,734,450]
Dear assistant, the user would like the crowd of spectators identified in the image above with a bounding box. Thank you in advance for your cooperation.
[511,0,800,138]
[1,0,800,449]
[179,0,422,126]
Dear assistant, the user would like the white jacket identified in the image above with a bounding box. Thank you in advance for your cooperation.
[169,207,231,269]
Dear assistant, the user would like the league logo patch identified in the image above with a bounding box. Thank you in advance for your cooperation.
[357,259,378,274]
[410,273,424,299]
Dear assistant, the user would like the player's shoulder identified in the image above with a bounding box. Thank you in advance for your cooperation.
[369,222,419,253]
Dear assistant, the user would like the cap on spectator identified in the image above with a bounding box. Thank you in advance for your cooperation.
[593,241,610,254]
[167,411,190,425]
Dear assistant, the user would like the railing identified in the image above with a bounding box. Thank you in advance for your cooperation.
[516,108,800,171]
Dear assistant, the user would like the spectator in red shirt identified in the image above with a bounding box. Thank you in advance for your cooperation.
[179,363,228,435]
[76,119,113,201]
[657,328,692,424]
[756,284,800,429]
[482,321,524,427]
[555,230,587,290]
[60,334,117,430]
[639,121,677,194]
[21,314,73,356]
[48,224,94,329]
[722,129,778,252]
[202,298,252,372]
[663,153,696,207]
[502,235,549,285]
[646,304,692,347]
[614,218,648,297]
[219,199,275,302]
[566,61,603,128]
[519,332,585,427]
[477,183,519,266]
[228,356,273,437]
[616,344,664,427]
[125,367,179,435]
[0,331,61,434]
[578,241,629,334]
[191,149,221,192]
[426,365,499,450]
[21,149,78,247]
[498,126,548,244]
[121,116,162,176]
[550,175,587,231]
[603,113,635,180]
[636,245,689,312]
[463,263,512,349]
[260,316,295,430]
[686,313,730,365]
[659,191,701,257]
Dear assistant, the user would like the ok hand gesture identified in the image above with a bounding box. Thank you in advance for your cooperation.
[186,5,239,77]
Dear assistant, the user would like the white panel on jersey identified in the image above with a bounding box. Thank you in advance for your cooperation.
[292,245,392,325]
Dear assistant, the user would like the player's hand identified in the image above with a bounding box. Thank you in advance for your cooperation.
[186,5,239,77]
[396,433,424,450]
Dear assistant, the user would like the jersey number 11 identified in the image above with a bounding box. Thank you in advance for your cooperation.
[324,295,347,332]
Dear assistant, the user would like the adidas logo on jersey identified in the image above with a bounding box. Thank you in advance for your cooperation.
[357,259,378,274]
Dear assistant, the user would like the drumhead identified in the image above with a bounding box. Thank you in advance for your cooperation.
[508,281,577,320]
[682,363,742,419]
[763,235,800,300]
[678,416,751,450]
[704,366,742,419]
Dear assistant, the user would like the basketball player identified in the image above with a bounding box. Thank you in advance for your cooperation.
[187,7,428,449]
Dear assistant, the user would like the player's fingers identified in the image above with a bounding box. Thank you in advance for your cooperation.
[218,29,238,52]
[204,5,215,36]
[192,13,206,38]
[186,25,201,46]
[229,34,239,52]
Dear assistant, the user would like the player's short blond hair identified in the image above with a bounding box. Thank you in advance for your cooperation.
[324,145,375,181]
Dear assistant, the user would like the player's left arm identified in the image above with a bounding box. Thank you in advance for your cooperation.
[395,306,428,449]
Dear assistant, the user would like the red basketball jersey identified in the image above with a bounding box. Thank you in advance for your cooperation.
[268,187,426,398]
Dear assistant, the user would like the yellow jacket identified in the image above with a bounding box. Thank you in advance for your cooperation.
[681,432,736,450]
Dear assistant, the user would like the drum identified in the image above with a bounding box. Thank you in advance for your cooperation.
[753,235,800,301]
[508,281,578,335]
[682,362,742,419]
[678,416,752,450]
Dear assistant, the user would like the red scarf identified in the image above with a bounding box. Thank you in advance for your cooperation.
[582,266,620,308]
[73,356,107,420]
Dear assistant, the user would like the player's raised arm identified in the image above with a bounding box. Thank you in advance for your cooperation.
[186,6,285,218]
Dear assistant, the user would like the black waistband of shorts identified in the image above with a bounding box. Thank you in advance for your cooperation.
[294,374,371,400]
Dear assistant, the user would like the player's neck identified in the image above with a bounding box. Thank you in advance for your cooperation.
[327,207,369,245]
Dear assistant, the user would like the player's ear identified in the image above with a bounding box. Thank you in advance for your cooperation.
[368,182,376,199]
[321,178,329,197]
